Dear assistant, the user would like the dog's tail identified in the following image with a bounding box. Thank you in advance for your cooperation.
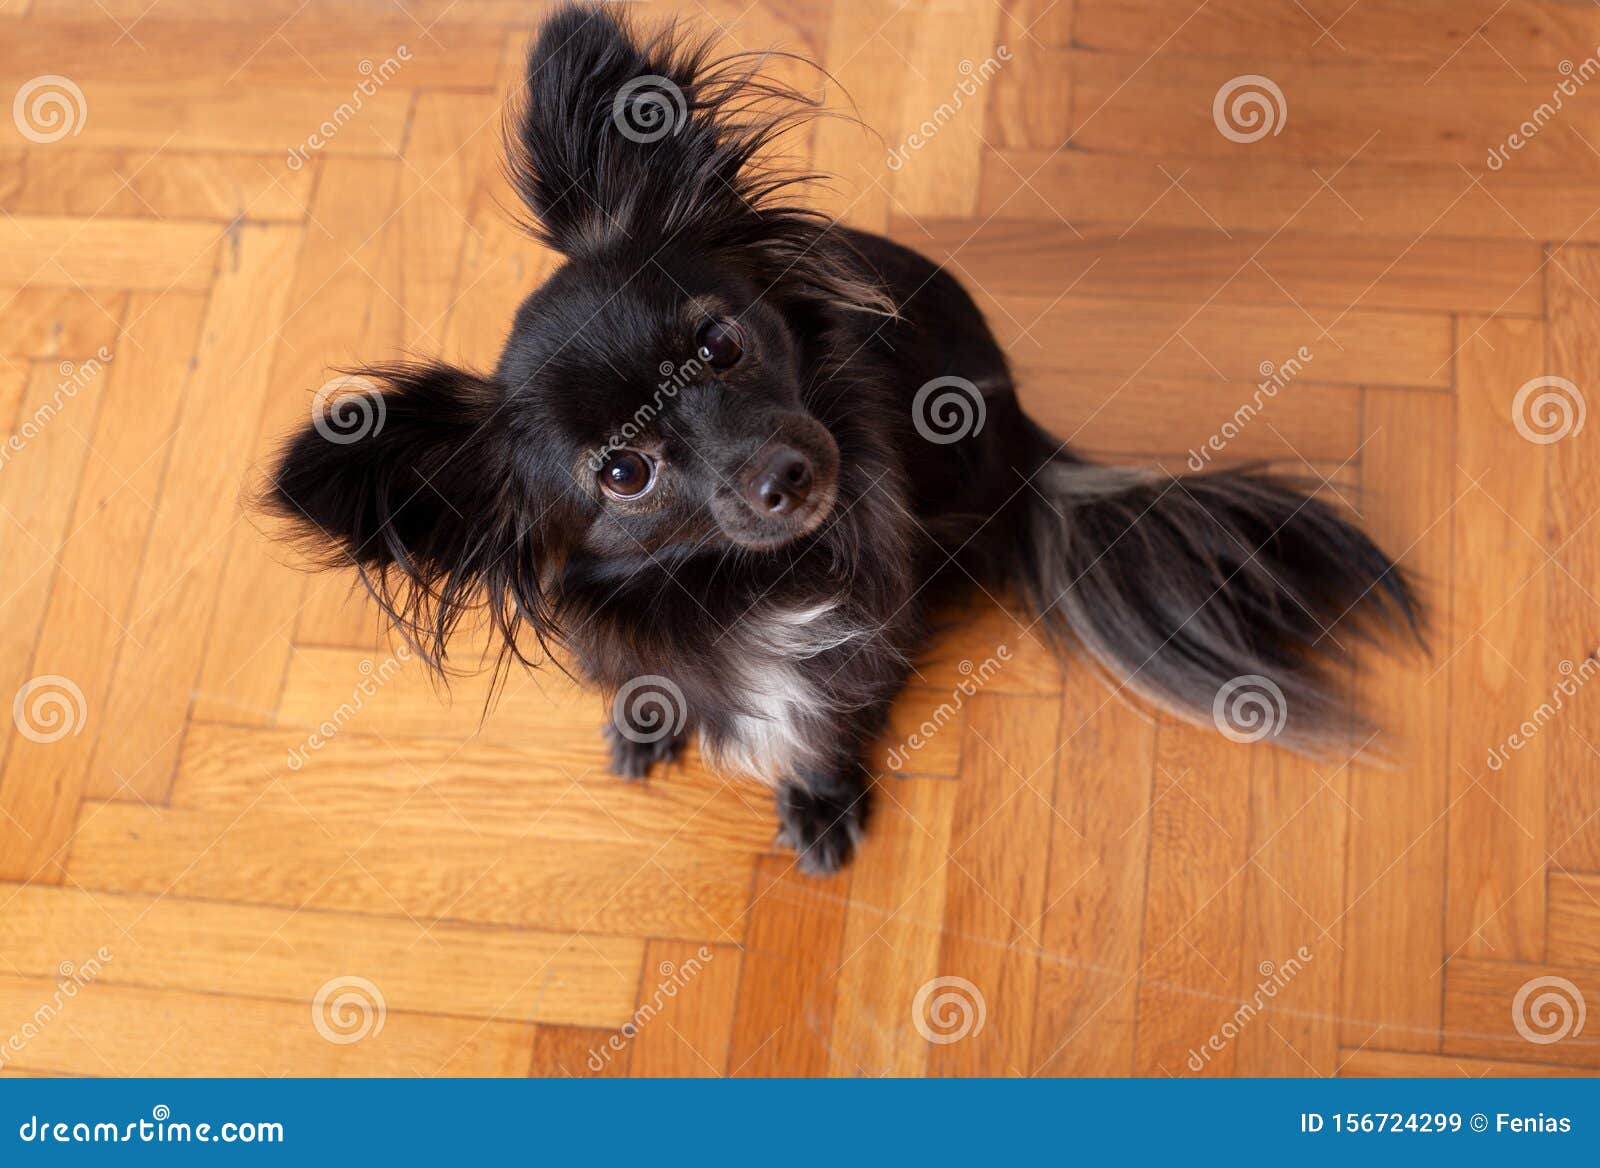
[1014,447,1423,753]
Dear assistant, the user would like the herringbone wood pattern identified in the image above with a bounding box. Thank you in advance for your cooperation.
[1,0,1598,1077]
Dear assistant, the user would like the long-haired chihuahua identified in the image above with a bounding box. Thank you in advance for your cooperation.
[269,3,1422,873]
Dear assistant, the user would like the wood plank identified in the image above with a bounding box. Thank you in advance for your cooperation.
[1030,665,1154,1075]
[87,224,302,801]
[1340,387,1452,1052]
[192,156,404,725]
[15,84,410,155]
[728,855,851,1076]
[1133,722,1253,1077]
[1341,1049,1599,1078]
[0,21,503,85]
[894,220,1544,316]
[0,217,216,290]
[398,93,497,352]
[0,975,530,1076]
[885,1,1003,217]
[65,802,752,942]
[829,776,957,1076]
[1544,245,1600,871]
[0,149,314,220]
[1075,0,1600,68]
[1548,873,1600,968]
[983,292,1453,388]
[1447,316,1548,962]
[627,941,743,1077]
[170,722,774,857]
[1024,371,1363,467]
[0,293,206,882]
[1233,749,1345,1076]
[983,0,1072,151]
[1442,959,1600,1068]
[1068,50,1600,171]
[810,0,905,232]
[0,288,124,360]
[928,692,1057,1076]
[0,884,642,1027]
[977,150,1600,244]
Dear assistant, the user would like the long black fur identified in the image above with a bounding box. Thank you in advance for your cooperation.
[267,3,1423,873]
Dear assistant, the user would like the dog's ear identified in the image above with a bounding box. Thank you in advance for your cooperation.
[507,4,892,314]
[268,362,562,672]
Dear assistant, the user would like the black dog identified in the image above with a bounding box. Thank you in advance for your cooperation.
[270,4,1420,874]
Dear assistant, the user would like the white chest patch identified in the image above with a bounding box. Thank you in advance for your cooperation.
[697,599,868,785]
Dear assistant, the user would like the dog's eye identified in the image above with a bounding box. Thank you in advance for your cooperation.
[598,450,655,499]
[696,318,744,369]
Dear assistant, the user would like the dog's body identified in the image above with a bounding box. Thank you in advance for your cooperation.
[270,5,1421,873]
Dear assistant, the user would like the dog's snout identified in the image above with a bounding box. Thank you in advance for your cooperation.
[745,447,814,516]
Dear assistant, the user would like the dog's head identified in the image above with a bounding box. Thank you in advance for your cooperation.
[268,4,890,667]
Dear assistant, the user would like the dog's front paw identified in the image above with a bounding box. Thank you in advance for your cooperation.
[603,720,682,781]
[775,781,867,876]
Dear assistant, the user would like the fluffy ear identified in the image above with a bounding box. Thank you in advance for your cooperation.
[268,363,560,672]
[508,3,892,313]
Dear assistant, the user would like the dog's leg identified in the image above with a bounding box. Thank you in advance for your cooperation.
[602,719,687,781]
[775,763,872,876]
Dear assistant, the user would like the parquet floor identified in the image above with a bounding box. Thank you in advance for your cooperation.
[1,0,1599,1078]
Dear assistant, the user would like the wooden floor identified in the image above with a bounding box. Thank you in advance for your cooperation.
[2,0,1600,1078]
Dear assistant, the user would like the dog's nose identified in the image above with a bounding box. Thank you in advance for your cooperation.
[745,446,814,516]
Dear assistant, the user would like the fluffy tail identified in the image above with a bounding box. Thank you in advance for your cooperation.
[1018,457,1423,753]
